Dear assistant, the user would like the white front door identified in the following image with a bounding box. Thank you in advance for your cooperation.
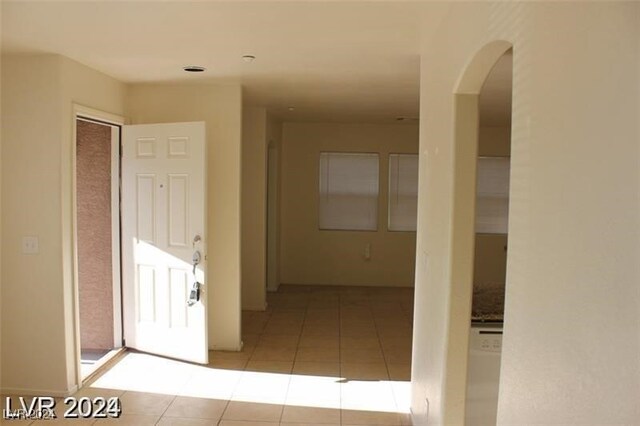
[122,122,208,364]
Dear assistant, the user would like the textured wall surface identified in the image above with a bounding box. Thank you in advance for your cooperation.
[76,120,114,350]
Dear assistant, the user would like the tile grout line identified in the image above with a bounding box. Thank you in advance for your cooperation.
[155,393,178,425]
[278,291,307,424]
[215,392,233,426]
[220,319,258,425]
[222,303,272,424]
[155,362,204,425]
[245,308,270,362]
[370,294,405,424]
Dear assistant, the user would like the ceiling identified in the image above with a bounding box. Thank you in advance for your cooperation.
[1,1,511,124]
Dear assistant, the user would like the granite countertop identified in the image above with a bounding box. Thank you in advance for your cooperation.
[471,285,505,323]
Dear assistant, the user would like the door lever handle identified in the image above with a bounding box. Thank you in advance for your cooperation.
[188,250,202,306]
[192,250,201,275]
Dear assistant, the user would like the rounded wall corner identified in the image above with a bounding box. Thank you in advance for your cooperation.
[454,40,513,95]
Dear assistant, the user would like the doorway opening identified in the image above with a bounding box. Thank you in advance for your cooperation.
[74,109,124,381]
[440,40,513,423]
[465,49,513,424]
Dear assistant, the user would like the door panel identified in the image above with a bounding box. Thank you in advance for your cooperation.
[122,122,207,364]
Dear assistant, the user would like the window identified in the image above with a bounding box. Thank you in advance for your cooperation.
[388,154,419,231]
[475,156,510,234]
[319,152,379,231]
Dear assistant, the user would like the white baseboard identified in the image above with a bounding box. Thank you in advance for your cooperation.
[241,303,268,311]
[1,384,78,397]
[209,341,243,352]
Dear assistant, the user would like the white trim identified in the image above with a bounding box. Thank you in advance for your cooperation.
[81,347,126,385]
[73,104,125,126]
[110,126,123,349]
[71,114,81,389]
[71,104,125,390]
[1,385,79,398]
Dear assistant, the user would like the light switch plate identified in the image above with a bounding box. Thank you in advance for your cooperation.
[22,236,39,254]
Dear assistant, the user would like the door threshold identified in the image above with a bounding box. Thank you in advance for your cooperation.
[81,347,127,386]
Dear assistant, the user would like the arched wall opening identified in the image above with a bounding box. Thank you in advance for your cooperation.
[441,39,513,424]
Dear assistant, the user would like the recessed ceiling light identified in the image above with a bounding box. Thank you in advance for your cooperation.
[183,65,206,73]
[242,55,256,63]
[288,107,295,111]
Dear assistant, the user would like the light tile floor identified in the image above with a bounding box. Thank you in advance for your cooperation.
[4,285,414,426]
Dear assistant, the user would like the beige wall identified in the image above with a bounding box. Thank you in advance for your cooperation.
[1,55,62,394]
[126,83,243,351]
[241,106,268,310]
[412,2,640,424]
[280,122,418,287]
[1,55,126,394]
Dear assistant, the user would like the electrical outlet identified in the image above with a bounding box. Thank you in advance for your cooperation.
[22,236,39,254]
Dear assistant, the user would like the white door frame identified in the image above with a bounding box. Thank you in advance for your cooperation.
[71,104,125,387]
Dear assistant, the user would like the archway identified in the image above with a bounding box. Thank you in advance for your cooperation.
[442,40,513,424]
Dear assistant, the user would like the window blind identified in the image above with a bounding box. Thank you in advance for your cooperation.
[319,152,379,231]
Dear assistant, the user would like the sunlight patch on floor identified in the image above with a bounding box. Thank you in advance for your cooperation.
[89,352,410,414]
